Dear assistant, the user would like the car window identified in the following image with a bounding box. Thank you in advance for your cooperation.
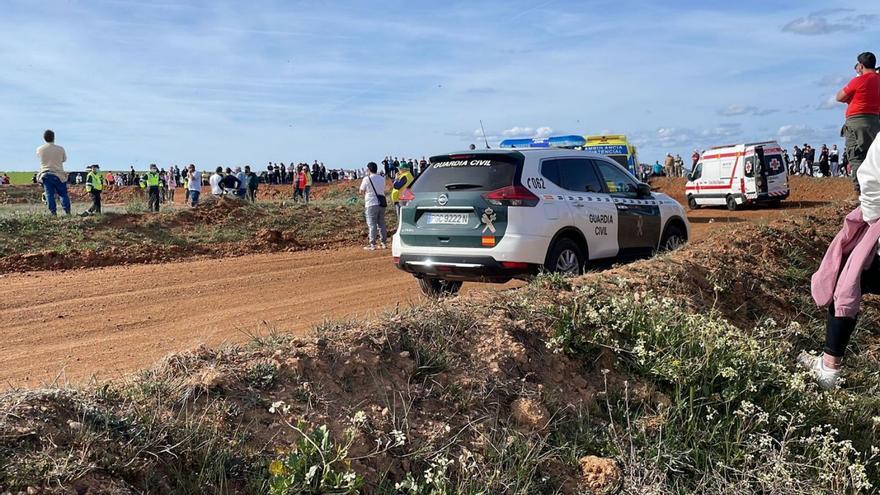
[543,158,603,193]
[593,159,639,196]
[413,154,520,193]
[689,163,703,181]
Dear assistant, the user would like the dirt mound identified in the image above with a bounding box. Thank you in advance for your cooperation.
[4,202,877,493]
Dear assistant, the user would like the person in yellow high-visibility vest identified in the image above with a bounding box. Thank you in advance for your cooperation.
[390,162,414,223]
[140,163,161,212]
[84,164,104,215]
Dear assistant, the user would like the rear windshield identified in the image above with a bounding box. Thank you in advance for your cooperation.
[413,154,520,193]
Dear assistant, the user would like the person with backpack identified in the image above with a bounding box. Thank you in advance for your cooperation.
[359,161,387,250]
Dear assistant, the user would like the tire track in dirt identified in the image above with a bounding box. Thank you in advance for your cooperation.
[0,247,513,389]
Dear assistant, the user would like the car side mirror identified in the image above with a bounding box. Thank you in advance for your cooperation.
[637,183,651,198]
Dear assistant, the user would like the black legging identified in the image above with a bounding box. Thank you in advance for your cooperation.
[825,256,880,357]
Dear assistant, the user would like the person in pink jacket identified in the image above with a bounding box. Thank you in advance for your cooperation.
[803,135,880,388]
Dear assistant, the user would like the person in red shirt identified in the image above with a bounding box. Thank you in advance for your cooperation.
[837,52,880,191]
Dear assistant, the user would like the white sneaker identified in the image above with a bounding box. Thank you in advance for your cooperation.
[379,242,387,249]
[363,245,376,251]
[797,352,840,390]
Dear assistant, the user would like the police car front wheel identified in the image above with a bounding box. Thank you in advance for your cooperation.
[545,238,584,276]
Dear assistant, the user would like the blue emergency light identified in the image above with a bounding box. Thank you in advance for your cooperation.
[499,135,586,149]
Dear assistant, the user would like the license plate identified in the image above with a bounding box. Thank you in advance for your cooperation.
[427,213,469,225]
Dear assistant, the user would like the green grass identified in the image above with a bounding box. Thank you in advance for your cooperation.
[1,171,36,185]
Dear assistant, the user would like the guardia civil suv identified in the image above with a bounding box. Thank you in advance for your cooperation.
[391,149,689,296]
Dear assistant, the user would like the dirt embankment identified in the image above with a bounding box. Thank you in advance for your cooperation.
[2,200,876,493]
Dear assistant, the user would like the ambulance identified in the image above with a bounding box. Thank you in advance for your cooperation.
[685,141,789,211]
[582,135,640,176]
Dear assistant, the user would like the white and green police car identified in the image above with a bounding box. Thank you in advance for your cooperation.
[391,149,689,296]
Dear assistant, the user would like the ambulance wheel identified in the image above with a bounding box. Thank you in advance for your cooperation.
[726,195,738,211]
[687,195,700,210]
[418,277,462,298]
[545,237,584,276]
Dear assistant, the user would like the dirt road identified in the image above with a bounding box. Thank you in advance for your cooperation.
[1,177,853,389]
[1,247,513,388]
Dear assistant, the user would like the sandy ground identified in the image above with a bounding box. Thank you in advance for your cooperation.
[0,247,515,388]
[0,177,854,389]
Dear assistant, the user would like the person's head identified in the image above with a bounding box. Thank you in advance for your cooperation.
[367,162,378,174]
[188,163,195,171]
[43,129,55,143]
[856,52,877,73]
[234,166,241,173]
[91,164,100,171]
[149,163,158,172]
[225,167,232,174]
[833,144,838,149]
[245,165,251,173]
[216,166,223,174]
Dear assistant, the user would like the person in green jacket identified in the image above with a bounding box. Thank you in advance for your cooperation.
[84,164,104,215]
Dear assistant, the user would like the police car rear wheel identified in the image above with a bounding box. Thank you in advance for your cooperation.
[546,238,584,276]
[726,195,738,211]
[418,278,462,298]
[660,225,686,252]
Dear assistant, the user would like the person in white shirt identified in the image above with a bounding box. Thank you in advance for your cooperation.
[36,129,71,215]
[359,162,387,250]
[187,164,202,207]
[209,167,224,196]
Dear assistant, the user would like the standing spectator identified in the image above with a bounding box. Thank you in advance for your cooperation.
[235,166,246,199]
[166,168,177,203]
[663,153,675,176]
[129,166,137,185]
[320,163,327,182]
[106,171,115,187]
[830,145,841,176]
[793,146,803,175]
[297,164,312,204]
[140,164,162,212]
[244,165,258,202]
[802,136,880,388]
[83,164,103,215]
[359,162,387,250]
[419,156,428,176]
[210,167,224,196]
[783,149,792,175]
[805,145,816,176]
[36,129,71,215]
[673,154,684,178]
[652,160,663,177]
[837,52,880,191]
[391,162,415,223]
[819,145,831,177]
[691,149,700,169]
[187,164,202,206]
[219,167,241,194]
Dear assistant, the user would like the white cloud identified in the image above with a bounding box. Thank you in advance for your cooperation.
[501,126,554,138]
[817,94,839,110]
[782,10,877,36]
[718,104,777,117]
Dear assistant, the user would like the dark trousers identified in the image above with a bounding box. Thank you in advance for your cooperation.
[148,186,160,212]
[825,256,880,357]
[88,190,102,213]
[246,187,257,202]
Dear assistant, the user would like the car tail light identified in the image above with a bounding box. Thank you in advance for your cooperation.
[399,188,415,206]
[393,257,400,265]
[501,261,530,269]
[482,185,539,207]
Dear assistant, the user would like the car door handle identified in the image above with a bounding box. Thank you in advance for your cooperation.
[616,204,629,211]
[572,203,585,208]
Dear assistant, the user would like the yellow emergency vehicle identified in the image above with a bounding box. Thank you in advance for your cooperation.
[582,135,640,175]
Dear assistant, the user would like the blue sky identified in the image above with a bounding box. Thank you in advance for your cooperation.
[0,0,877,171]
